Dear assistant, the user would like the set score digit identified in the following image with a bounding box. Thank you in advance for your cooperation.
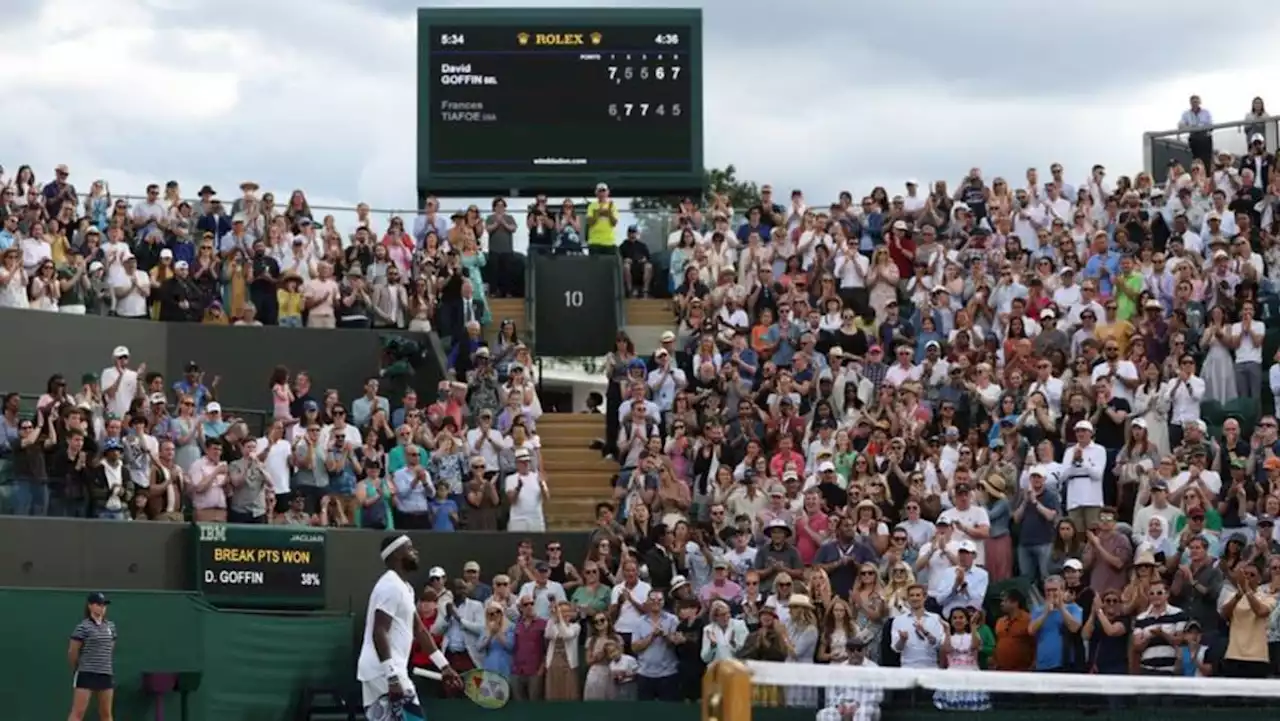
[607,64,682,84]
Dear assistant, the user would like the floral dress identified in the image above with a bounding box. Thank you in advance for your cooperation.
[583,636,615,700]
[933,632,990,711]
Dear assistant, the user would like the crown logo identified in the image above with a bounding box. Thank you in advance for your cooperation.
[517,32,529,46]
[590,32,602,45]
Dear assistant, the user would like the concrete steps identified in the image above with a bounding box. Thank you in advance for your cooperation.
[625,298,674,327]
[538,413,615,529]
[487,298,526,341]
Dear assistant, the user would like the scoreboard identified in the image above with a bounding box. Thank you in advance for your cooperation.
[417,7,703,196]
[192,523,326,609]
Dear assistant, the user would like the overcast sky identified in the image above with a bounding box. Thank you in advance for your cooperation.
[4,0,1278,218]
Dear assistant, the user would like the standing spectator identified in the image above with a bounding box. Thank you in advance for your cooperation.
[1178,94,1215,170]
[478,601,515,677]
[586,184,619,256]
[504,448,547,532]
[890,584,945,669]
[1030,575,1083,672]
[1219,564,1276,678]
[1133,579,1186,675]
[992,589,1034,671]
[631,590,679,701]
[509,596,547,702]
[543,601,581,701]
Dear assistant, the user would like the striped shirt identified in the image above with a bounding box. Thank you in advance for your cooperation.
[1133,604,1187,672]
[71,618,116,675]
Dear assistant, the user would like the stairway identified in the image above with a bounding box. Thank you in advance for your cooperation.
[538,413,616,529]
[487,298,526,342]
[625,298,674,327]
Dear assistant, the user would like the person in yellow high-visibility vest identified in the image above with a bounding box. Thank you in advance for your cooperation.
[585,182,620,256]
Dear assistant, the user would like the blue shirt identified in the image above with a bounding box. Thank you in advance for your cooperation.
[479,626,514,676]
[730,347,759,384]
[326,449,357,495]
[632,612,679,678]
[0,230,14,251]
[1018,489,1061,546]
[429,498,459,531]
[762,323,800,367]
[1031,603,1081,670]
[392,467,432,513]
[470,582,493,604]
[1083,252,1120,296]
[351,395,390,428]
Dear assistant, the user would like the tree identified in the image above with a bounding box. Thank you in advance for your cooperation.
[631,164,763,248]
[632,164,763,211]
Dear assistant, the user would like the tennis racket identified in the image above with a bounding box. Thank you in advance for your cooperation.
[413,668,511,709]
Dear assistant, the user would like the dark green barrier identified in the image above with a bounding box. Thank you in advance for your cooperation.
[0,308,447,414]
[527,253,623,357]
[0,518,590,615]
[0,589,351,721]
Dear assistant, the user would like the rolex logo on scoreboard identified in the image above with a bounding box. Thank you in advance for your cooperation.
[517,32,530,46]
[590,32,602,45]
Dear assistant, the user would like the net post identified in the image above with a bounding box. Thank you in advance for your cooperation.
[702,659,750,721]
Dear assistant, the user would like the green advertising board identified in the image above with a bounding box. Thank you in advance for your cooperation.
[192,523,326,609]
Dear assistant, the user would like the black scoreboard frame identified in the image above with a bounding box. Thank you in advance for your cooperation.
[416,7,704,197]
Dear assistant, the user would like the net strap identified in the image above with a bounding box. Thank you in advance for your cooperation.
[745,661,1280,697]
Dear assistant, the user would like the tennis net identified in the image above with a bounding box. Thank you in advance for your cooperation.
[703,661,1280,721]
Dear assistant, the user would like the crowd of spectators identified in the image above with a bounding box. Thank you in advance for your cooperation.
[0,166,543,352]
[0,163,566,528]
[574,98,1280,705]
[0,346,546,529]
[10,95,1280,713]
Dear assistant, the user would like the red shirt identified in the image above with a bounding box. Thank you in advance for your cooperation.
[888,235,917,279]
[511,617,547,676]
[795,511,830,564]
[768,450,805,479]
[410,609,444,667]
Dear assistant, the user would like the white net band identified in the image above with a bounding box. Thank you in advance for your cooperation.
[745,660,1280,697]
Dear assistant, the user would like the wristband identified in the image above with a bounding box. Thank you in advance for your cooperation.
[430,650,450,671]
[382,659,400,682]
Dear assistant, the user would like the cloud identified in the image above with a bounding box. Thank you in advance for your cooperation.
[1,0,1278,224]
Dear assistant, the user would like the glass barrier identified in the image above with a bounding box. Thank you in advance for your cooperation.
[110,195,694,258]
[1144,115,1279,184]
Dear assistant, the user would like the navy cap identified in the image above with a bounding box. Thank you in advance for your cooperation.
[627,224,639,233]
[534,561,550,573]
[87,591,110,605]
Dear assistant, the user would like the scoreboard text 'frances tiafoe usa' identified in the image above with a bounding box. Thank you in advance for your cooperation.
[417,7,703,196]
[192,523,326,610]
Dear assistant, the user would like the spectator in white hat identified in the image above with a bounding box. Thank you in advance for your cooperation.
[99,347,140,420]
[505,447,547,532]
[1060,420,1107,531]
[111,253,150,319]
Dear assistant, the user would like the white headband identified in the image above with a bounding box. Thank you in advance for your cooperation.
[380,535,411,561]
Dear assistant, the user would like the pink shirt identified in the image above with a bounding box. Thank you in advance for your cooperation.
[698,579,742,605]
[795,511,831,564]
[304,278,339,317]
[187,457,227,510]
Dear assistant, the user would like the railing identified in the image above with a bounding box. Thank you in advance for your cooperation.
[108,194,690,257]
[14,393,271,436]
[1143,114,1280,183]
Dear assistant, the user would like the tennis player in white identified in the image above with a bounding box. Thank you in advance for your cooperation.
[358,535,461,721]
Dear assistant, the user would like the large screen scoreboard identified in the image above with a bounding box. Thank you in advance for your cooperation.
[417,7,703,196]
